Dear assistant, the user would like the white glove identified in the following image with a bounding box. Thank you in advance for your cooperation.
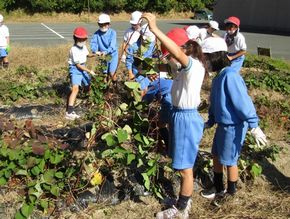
[90,70,96,76]
[121,54,126,63]
[95,51,102,56]
[250,127,267,147]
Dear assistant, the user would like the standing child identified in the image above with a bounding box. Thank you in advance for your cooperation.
[0,14,10,68]
[223,16,247,72]
[90,13,118,81]
[121,11,156,79]
[200,37,267,205]
[142,13,206,219]
[66,27,96,120]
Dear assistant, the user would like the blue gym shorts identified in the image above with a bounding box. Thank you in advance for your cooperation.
[212,122,248,166]
[0,48,8,58]
[69,64,91,87]
[169,107,204,170]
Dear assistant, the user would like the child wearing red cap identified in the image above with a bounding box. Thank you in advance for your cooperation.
[142,13,206,219]
[224,16,247,72]
[66,27,96,120]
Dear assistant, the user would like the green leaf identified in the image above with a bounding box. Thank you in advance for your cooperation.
[44,149,51,160]
[55,172,64,179]
[119,103,128,111]
[133,90,142,102]
[113,146,129,154]
[250,163,262,177]
[0,177,7,186]
[43,170,55,184]
[134,133,143,143]
[4,169,12,178]
[0,147,8,157]
[153,186,163,199]
[137,158,144,168]
[117,129,128,143]
[8,150,18,160]
[50,185,60,197]
[15,211,26,219]
[143,136,150,146]
[20,202,34,218]
[38,159,45,172]
[127,154,136,165]
[31,166,41,176]
[40,199,49,210]
[123,125,132,135]
[124,81,140,90]
[91,124,97,136]
[16,169,28,176]
[105,134,117,146]
[146,165,157,176]
[8,161,16,169]
[101,132,110,140]
[141,173,150,190]
[50,152,63,165]
[115,108,122,116]
[147,159,155,167]
[101,149,114,158]
[138,145,145,155]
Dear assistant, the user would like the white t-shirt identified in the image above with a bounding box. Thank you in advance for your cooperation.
[123,24,155,45]
[224,32,247,54]
[171,57,205,108]
[0,24,9,48]
[68,45,89,65]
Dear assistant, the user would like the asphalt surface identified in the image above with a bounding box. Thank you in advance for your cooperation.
[9,19,290,60]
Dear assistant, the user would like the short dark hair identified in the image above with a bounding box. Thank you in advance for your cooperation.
[204,51,230,72]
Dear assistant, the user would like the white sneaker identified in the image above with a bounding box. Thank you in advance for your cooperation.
[156,206,179,219]
[65,111,80,120]
[178,199,192,219]
[156,199,192,219]
[200,187,226,200]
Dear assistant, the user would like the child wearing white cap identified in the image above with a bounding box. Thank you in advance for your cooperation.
[90,13,118,81]
[0,14,10,68]
[185,20,220,44]
[200,37,267,206]
[121,11,156,79]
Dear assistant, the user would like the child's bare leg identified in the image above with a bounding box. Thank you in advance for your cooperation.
[128,69,135,80]
[177,168,193,210]
[2,57,8,68]
[227,165,238,194]
[111,73,117,81]
[179,168,193,196]
[67,85,79,110]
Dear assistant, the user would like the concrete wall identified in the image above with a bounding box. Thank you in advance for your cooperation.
[213,0,290,33]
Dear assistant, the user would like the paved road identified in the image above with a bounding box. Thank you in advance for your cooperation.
[9,20,290,60]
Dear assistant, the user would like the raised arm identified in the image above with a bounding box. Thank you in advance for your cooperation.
[142,13,189,67]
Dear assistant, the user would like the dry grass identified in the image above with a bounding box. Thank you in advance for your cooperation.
[4,11,193,23]
[9,43,70,69]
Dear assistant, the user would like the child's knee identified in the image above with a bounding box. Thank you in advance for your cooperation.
[71,85,79,93]
[179,168,193,178]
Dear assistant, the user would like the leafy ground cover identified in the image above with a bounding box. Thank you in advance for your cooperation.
[0,45,289,218]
